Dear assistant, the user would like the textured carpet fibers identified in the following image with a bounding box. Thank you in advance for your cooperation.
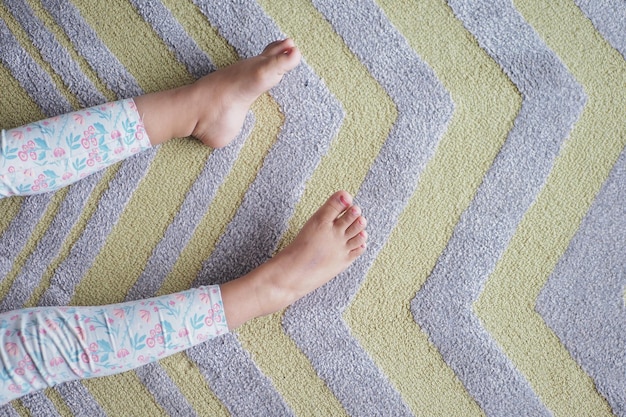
[1,1,625,416]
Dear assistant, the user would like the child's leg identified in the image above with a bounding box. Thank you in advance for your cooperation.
[0,285,228,405]
[0,190,368,405]
[0,99,150,198]
[0,39,301,199]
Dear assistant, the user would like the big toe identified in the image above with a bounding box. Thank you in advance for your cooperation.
[262,38,295,56]
[315,190,353,223]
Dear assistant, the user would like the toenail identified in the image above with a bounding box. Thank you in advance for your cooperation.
[340,195,350,207]
[351,207,359,215]
[359,217,366,225]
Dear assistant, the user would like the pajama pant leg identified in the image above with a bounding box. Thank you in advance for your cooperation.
[0,285,229,405]
[0,98,152,198]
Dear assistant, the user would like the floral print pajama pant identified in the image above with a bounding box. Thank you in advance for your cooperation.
[0,100,230,405]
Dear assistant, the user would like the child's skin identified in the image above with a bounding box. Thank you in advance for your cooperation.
[136,39,368,329]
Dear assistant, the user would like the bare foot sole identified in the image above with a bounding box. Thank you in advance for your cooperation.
[220,191,367,329]
[190,39,302,148]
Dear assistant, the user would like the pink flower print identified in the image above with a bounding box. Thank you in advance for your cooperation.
[200,292,211,304]
[175,293,186,302]
[86,158,95,167]
[44,318,58,330]
[14,367,25,376]
[178,328,189,338]
[169,300,176,306]
[107,318,114,325]
[62,172,73,181]
[197,334,208,342]
[81,353,90,363]
[8,384,21,393]
[114,146,125,154]
[26,140,35,149]
[146,337,156,348]
[90,137,98,147]
[5,342,18,356]
[73,113,84,125]
[117,348,130,358]
[91,354,99,363]
[204,312,214,327]
[75,326,86,341]
[49,357,64,367]
[139,310,151,323]
[29,151,37,160]
[31,185,40,192]
[11,130,24,140]
[18,151,28,161]
[111,130,121,140]
[89,342,98,352]
[156,336,164,345]
[81,137,91,149]
[154,324,162,333]
[53,147,66,158]
[114,309,125,319]
[7,166,15,173]
[89,325,96,331]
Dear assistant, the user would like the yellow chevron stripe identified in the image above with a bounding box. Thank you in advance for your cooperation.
[475,1,626,416]
[160,0,238,69]
[83,372,168,417]
[342,0,520,415]
[145,18,285,413]
[64,2,202,413]
[0,2,79,110]
[23,0,117,102]
[232,0,397,415]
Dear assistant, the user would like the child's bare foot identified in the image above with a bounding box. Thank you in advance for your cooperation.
[190,39,301,148]
[220,191,368,329]
[135,39,301,148]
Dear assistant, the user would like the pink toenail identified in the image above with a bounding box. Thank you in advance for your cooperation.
[340,195,350,207]
[359,217,365,225]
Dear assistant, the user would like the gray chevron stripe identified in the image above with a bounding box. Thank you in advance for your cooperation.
[0,15,85,417]
[119,3,252,412]
[0,18,72,117]
[0,403,20,417]
[130,0,213,79]
[4,0,106,107]
[537,146,626,416]
[128,118,253,417]
[20,392,61,417]
[54,382,107,417]
[411,1,587,415]
[186,0,344,415]
[575,0,626,60]
[40,0,142,98]
[127,116,251,300]
[0,193,51,283]
[17,2,156,414]
[281,1,452,415]
[0,173,100,313]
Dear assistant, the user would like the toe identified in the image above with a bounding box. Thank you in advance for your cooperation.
[335,205,361,230]
[262,38,295,56]
[315,191,352,223]
[345,215,366,238]
[348,230,367,251]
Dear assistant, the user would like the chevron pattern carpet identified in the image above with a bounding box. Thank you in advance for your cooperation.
[1,1,625,416]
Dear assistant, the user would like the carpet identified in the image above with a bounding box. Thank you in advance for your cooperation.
[1,0,625,416]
